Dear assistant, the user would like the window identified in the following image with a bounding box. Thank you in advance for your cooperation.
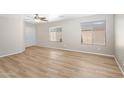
[49,27,62,42]
[81,20,106,45]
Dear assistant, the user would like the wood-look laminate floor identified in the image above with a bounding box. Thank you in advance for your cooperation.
[0,46,123,78]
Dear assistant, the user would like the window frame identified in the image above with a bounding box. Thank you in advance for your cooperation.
[49,26,63,42]
[80,20,106,46]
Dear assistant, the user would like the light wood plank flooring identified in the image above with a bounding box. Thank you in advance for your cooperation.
[0,46,123,78]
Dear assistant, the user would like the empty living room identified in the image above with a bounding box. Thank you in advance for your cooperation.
[1,0,124,93]
[0,14,123,78]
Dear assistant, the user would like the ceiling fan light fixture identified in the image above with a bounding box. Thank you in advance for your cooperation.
[34,14,48,23]
[34,18,41,23]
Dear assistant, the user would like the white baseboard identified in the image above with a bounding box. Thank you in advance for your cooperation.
[114,56,124,76]
[0,49,25,58]
[38,45,114,58]
[25,44,36,48]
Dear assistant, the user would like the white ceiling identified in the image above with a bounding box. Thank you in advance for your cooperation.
[24,14,94,23]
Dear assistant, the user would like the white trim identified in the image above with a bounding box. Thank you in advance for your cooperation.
[0,49,25,58]
[114,56,124,76]
[38,45,114,58]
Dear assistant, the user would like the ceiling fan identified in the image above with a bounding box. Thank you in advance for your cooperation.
[34,14,48,23]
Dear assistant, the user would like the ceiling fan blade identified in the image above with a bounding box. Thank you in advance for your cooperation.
[42,19,48,21]
[39,17,46,19]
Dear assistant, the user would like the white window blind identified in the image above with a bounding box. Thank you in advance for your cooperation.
[49,27,62,42]
[81,20,106,45]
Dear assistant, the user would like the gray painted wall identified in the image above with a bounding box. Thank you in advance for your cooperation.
[36,14,114,55]
[24,22,36,47]
[115,15,124,71]
[0,15,25,57]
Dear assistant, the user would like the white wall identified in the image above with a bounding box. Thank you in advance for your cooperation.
[36,14,114,55]
[0,15,25,57]
[24,22,36,47]
[115,15,124,71]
